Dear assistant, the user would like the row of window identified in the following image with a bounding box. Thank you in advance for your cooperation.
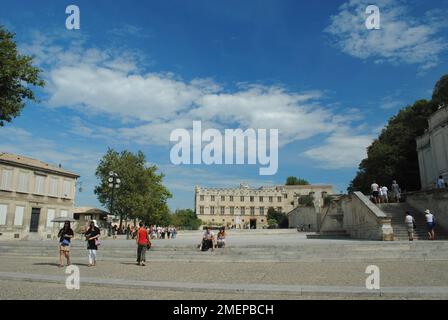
[0,204,68,227]
[199,195,287,202]
[198,206,282,216]
[0,168,73,199]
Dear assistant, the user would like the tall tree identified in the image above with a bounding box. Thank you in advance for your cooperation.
[94,149,172,228]
[171,209,202,230]
[0,26,44,126]
[286,176,310,186]
[349,74,448,193]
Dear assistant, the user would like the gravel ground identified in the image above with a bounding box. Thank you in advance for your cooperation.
[1,255,448,287]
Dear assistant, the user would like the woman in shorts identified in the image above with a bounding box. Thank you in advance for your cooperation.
[58,221,74,267]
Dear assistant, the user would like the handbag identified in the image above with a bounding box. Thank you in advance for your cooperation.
[413,221,417,229]
[146,241,151,250]
[95,239,101,246]
[61,239,70,246]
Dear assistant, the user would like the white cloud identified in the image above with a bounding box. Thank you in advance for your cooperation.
[304,129,375,169]
[325,0,448,70]
[20,33,375,169]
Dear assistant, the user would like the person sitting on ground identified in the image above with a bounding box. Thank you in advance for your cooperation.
[216,227,226,248]
[201,227,215,251]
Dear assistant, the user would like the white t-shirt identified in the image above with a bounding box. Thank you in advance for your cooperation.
[203,231,214,240]
[405,215,413,224]
[425,214,434,223]
[371,183,379,192]
[381,186,388,194]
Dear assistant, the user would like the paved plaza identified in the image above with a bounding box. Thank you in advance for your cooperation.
[1,229,448,299]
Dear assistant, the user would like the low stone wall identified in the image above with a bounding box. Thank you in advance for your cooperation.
[320,192,394,241]
[344,192,394,241]
[288,206,318,231]
[406,189,448,230]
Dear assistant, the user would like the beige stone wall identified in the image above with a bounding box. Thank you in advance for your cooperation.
[0,164,77,240]
[416,106,448,190]
[406,189,448,231]
[320,192,393,240]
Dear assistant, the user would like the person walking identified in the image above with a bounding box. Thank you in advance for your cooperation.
[371,181,380,204]
[381,185,388,203]
[172,227,177,239]
[136,222,149,266]
[85,220,101,267]
[437,176,446,189]
[167,227,172,239]
[57,221,74,267]
[126,225,130,240]
[424,209,436,240]
[391,180,401,203]
[405,211,415,241]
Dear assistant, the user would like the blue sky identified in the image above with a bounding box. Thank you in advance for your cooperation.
[1,0,448,210]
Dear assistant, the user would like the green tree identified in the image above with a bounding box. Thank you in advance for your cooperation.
[298,195,315,207]
[94,149,172,228]
[0,26,44,126]
[172,209,202,230]
[286,176,310,185]
[432,75,448,106]
[267,207,288,228]
[349,74,448,193]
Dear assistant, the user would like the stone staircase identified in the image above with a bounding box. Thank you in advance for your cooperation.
[2,240,448,262]
[378,203,448,241]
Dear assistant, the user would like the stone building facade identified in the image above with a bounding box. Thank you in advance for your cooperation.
[0,153,79,240]
[416,106,448,190]
[195,183,334,229]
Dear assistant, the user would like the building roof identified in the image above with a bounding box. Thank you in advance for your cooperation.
[0,152,80,178]
[74,207,109,216]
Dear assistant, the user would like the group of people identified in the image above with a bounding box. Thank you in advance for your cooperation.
[199,226,226,251]
[370,180,401,204]
[150,226,177,240]
[57,220,224,267]
[404,209,437,241]
[57,220,101,267]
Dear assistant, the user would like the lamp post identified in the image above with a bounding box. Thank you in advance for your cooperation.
[108,171,121,236]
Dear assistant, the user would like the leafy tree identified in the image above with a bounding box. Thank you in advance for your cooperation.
[286,176,310,185]
[171,209,202,230]
[349,74,448,193]
[0,26,44,126]
[267,219,278,229]
[94,149,172,228]
[267,207,288,228]
[323,195,334,207]
[432,75,448,106]
[298,195,314,207]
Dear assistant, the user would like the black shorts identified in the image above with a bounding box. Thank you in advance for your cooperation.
[373,191,379,197]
